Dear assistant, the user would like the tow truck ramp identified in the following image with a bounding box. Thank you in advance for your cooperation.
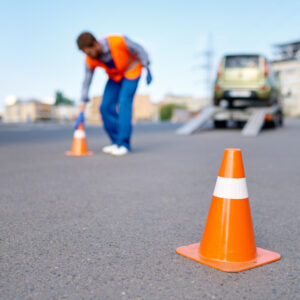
[176,105,280,137]
[241,105,280,136]
[240,110,266,136]
[176,106,219,135]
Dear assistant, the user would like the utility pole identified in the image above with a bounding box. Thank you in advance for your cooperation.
[195,34,214,97]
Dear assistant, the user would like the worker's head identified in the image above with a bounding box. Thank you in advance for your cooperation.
[76,32,102,59]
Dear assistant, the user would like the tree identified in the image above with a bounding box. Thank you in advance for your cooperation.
[55,91,74,106]
[160,103,186,121]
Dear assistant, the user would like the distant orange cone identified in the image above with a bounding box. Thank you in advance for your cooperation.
[176,148,280,272]
[65,123,94,156]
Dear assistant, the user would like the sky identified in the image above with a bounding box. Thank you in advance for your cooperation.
[0,0,300,110]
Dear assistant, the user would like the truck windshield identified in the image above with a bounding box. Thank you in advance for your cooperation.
[225,56,259,68]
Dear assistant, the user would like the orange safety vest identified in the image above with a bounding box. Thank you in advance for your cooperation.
[85,35,143,82]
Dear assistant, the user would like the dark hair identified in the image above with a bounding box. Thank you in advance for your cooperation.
[76,32,96,50]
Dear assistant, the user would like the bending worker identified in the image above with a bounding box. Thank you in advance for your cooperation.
[75,32,152,156]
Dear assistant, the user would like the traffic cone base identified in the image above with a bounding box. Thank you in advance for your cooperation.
[176,243,280,272]
[64,150,94,156]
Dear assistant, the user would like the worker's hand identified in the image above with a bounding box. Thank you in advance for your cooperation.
[74,112,85,130]
[146,68,153,85]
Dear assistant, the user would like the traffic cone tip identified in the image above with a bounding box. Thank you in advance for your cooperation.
[219,148,245,178]
[77,123,85,130]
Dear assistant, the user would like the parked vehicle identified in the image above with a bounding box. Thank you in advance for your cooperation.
[214,54,282,106]
[213,54,283,128]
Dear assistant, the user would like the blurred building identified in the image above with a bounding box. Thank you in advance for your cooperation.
[85,94,158,125]
[272,41,300,116]
[4,100,53,122]
[3,94,158,124]
[53,105,77,122]
[159,94,211,113]
[133,94,160,122]
[171,108,193,123]
[85,96,102,125]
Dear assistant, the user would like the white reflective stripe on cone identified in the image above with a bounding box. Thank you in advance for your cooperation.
[74,130,86,138]
[213,177,248,199]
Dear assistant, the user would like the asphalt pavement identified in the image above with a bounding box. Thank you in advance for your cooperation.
[0,119,299,300]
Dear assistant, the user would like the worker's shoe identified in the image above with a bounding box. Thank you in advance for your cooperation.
[111,146,129,156]
[102,144,118,154]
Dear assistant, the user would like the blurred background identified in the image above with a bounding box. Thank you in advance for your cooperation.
[1,0,300,124]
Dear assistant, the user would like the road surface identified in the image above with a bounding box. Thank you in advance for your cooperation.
[0,119,299,299]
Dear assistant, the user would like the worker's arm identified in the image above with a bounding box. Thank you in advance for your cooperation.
[125,36,152,85]
[80,64,94,108]
[74,65,94,129]
[124,36,150,68]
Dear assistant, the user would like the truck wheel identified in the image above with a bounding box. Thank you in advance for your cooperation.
[264,120,276,129]
[213,98,220,106]
[236,121,246,129]
[214,120,227,128]
[279,110,284,127]
[267,110,283,128]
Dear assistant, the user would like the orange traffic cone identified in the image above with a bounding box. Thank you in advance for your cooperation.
[176,148,280,272]
[65,123,94,156]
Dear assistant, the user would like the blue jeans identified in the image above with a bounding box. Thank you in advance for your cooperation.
[100,77,140,150]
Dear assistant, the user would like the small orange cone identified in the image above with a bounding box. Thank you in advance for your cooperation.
[176,148,280,272]
[65,123,94,156]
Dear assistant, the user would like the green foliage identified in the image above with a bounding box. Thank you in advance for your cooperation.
[55,91,74,106]
[160,103,186,121]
